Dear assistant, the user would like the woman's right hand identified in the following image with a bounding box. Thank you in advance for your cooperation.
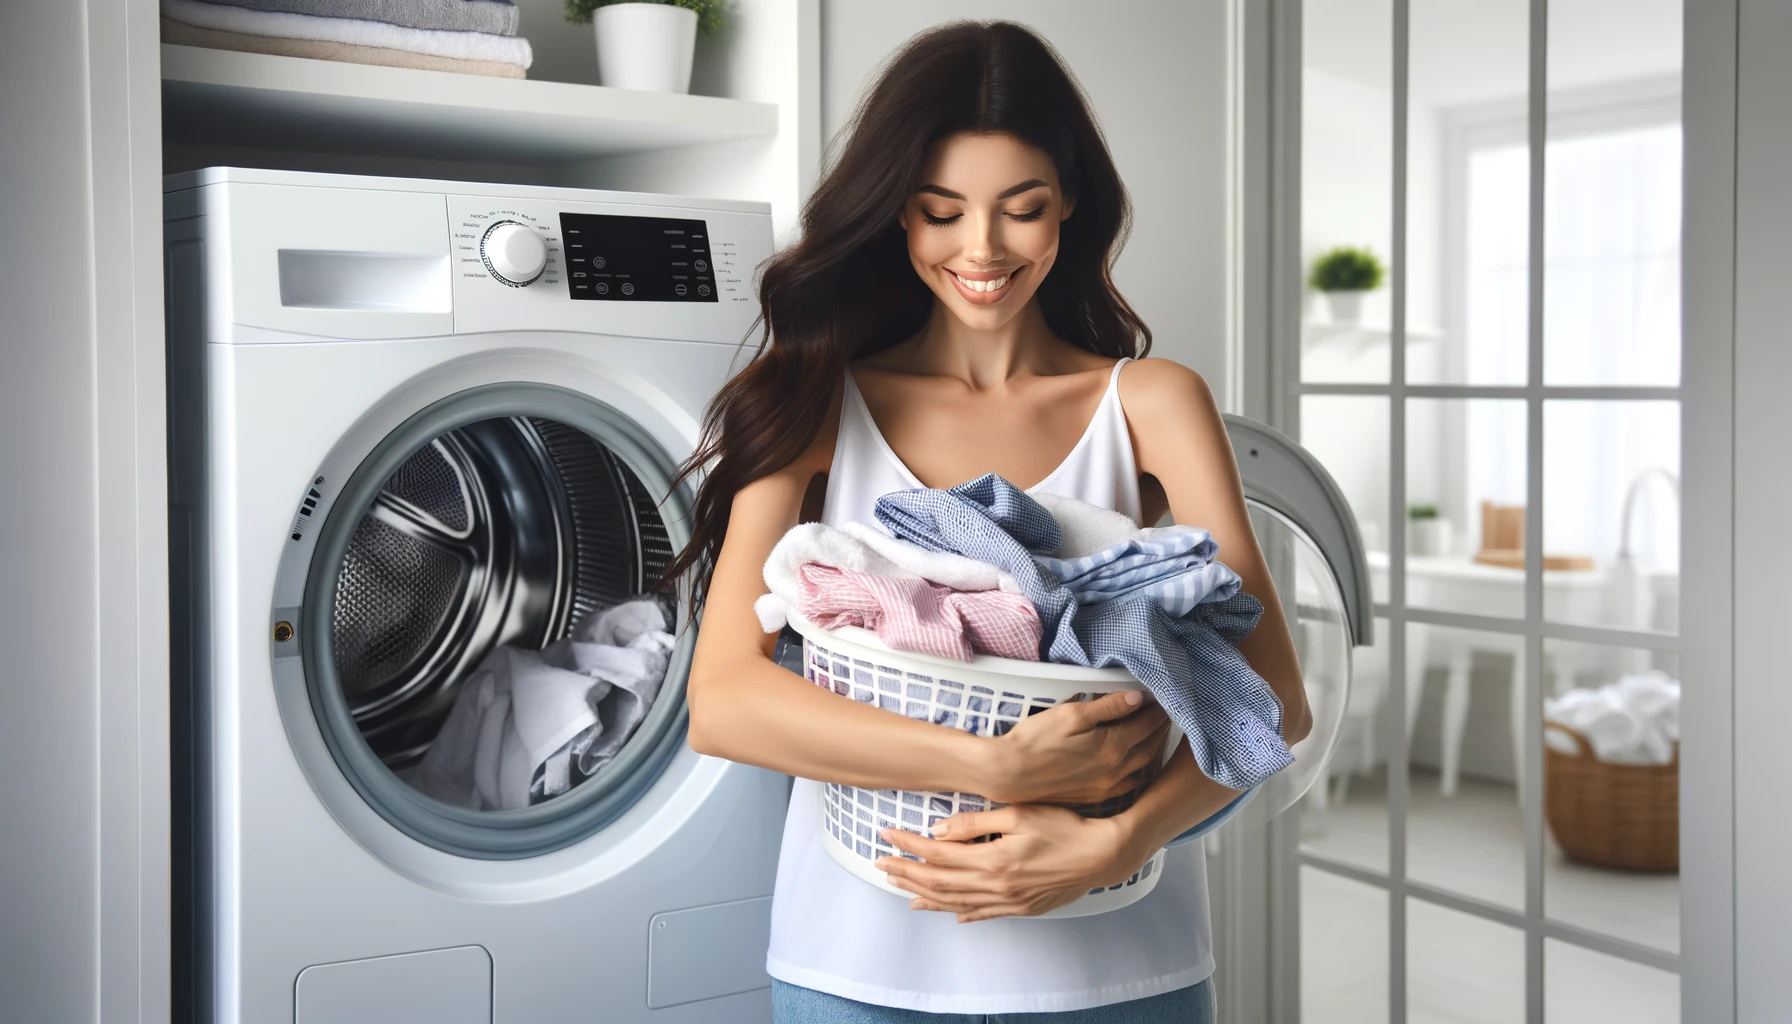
[979,692,1172,806]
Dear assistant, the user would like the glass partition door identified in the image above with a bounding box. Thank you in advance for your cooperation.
[1285,2,1684,1022]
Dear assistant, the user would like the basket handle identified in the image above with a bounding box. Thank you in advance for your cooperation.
[1543,721,1596,759]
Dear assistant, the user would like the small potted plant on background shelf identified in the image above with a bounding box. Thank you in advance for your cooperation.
[1407,503,1452,558]
[1309,246,1385,327]
[564,0,724,94]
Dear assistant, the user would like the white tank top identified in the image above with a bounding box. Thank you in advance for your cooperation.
[764,358,1216,1015]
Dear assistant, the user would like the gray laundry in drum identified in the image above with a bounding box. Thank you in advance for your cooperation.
[407,598,676,812]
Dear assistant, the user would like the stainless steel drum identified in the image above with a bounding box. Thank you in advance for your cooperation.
[330,416,674,770]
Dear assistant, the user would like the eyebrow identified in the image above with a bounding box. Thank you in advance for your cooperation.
[915,178,1051,201]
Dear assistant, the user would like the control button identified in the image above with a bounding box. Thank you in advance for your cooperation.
[480,220,547,287]
[697,284,711,296]
[694,259,708,272]
[674,283,688,296]
[620,282,635,296]
[592,256,606,269]
[595,282,609,295]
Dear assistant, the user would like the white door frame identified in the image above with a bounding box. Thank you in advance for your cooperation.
[1229,1,1745,1020]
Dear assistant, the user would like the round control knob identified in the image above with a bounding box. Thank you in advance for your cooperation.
[480,220,547,287]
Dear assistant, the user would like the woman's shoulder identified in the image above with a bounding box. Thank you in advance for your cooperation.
[1117,357,1220,421]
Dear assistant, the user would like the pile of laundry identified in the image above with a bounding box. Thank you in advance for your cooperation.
[407,598,674,811]
[757,474,1293,792]
[161,0,532,79]
[1544,670,1681,765]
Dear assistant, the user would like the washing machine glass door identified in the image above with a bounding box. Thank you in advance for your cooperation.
[1224,414,1372,828]
[296,382,693,859]
[1233,500,1356,827]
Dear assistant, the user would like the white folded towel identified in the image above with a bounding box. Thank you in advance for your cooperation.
[1031,490,1143,557]
[162,0,533,67]
[1544,669,1680,765]
[752,520,1021,634]
[409,598,673,810]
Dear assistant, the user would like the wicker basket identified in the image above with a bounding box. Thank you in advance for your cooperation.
[1543,722,1678,871]
[786,612,1182,918]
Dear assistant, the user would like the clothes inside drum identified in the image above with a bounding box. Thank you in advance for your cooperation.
[323,415,679,811]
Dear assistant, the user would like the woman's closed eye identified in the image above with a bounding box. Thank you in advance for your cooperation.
[919,206,1049,226]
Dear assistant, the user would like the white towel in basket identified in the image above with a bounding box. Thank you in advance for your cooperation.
[754,521,1019,633]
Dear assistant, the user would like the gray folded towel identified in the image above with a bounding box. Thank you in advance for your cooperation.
[190,0,518,37]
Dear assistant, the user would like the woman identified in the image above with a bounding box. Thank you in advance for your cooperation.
[667,20,1312,1023]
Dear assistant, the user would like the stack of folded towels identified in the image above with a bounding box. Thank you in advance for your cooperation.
[161,0,533,79]
[757,474,1295,792]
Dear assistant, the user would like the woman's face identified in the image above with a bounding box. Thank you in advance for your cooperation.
[900,131,1075,331]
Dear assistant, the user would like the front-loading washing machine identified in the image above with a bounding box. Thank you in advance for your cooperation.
[165,168,787,1023]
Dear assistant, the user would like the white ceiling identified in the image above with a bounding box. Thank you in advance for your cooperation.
[1304,0,1682,108]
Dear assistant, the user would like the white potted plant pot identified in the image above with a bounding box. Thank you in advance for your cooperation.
[1408,518,1453,558]
[1324,290,1364,327]
[594,2,697,93]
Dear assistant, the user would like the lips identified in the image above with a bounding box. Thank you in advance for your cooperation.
[947,266,1021,305]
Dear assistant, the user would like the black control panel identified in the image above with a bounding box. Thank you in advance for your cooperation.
[559,213,718,302]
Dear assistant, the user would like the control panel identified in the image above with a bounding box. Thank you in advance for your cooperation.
[560,213,717,302]
[445,192,769,342]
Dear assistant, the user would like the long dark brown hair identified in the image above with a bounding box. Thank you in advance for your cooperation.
[662,20,1151,609]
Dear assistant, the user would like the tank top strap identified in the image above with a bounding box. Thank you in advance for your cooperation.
[1028,357,1143,524]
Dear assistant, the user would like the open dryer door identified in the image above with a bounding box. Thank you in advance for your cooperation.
[1222,414,1371,827]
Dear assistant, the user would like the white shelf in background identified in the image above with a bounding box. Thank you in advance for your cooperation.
[160,44,779,163]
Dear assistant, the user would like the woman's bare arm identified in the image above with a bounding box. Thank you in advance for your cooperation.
[1123,358,1313,744]
[1112,358,1313,843]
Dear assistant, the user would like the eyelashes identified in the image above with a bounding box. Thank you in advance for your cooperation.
[918,207,1048,227]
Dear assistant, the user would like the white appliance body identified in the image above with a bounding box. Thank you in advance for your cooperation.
[165,169,785,1023]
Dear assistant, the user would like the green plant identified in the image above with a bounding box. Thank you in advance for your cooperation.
[1308,246,1386,292]
[564,0,725,33]
[1407,503,1440,520]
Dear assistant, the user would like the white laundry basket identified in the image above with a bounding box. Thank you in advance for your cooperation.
[786,613,1181,919]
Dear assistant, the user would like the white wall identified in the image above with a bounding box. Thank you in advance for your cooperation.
[1732,1,1792,1013]
[0,0,168,1021]
[818,0,1232,385]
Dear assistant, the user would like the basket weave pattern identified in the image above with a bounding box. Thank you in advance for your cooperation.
[803,635,1162,899]
[1543,723,1679,872]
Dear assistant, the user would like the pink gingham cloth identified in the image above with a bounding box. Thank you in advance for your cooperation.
[793,563,1042,662]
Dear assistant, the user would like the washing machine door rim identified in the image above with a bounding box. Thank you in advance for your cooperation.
[298,380,695,861]
[1224,414,1373,648]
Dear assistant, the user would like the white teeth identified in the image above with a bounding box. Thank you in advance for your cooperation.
[955,272,1009,293]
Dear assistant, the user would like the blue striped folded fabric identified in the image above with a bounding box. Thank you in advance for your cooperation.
[875,475,1294,792]
[1036,526,1243,615]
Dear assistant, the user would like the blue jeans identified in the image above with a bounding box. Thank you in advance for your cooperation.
[771,978,1215,1023]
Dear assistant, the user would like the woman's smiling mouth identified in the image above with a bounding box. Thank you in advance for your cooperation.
[947,266,1021,304]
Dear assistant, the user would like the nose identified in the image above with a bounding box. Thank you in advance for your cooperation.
[964,209,1006,265]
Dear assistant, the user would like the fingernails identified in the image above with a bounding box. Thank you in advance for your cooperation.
[1124,691,1143,706]
[929,821,949,838]
[880,828,893,842]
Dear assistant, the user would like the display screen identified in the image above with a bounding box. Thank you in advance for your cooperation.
[559,213,718,302]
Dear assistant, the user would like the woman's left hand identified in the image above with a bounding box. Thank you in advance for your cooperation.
[873,805,1148,923]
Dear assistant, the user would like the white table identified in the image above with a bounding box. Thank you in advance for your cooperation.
[1366,552,1614,796]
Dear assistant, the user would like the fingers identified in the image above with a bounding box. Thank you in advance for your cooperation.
[1070,689,1153,727]
[927,806,1020,842]
[1120,719,1173,775]
[877,859,1006,899]
[879,827,986,866]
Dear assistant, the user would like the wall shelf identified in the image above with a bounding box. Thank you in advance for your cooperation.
[160,44,780,165]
